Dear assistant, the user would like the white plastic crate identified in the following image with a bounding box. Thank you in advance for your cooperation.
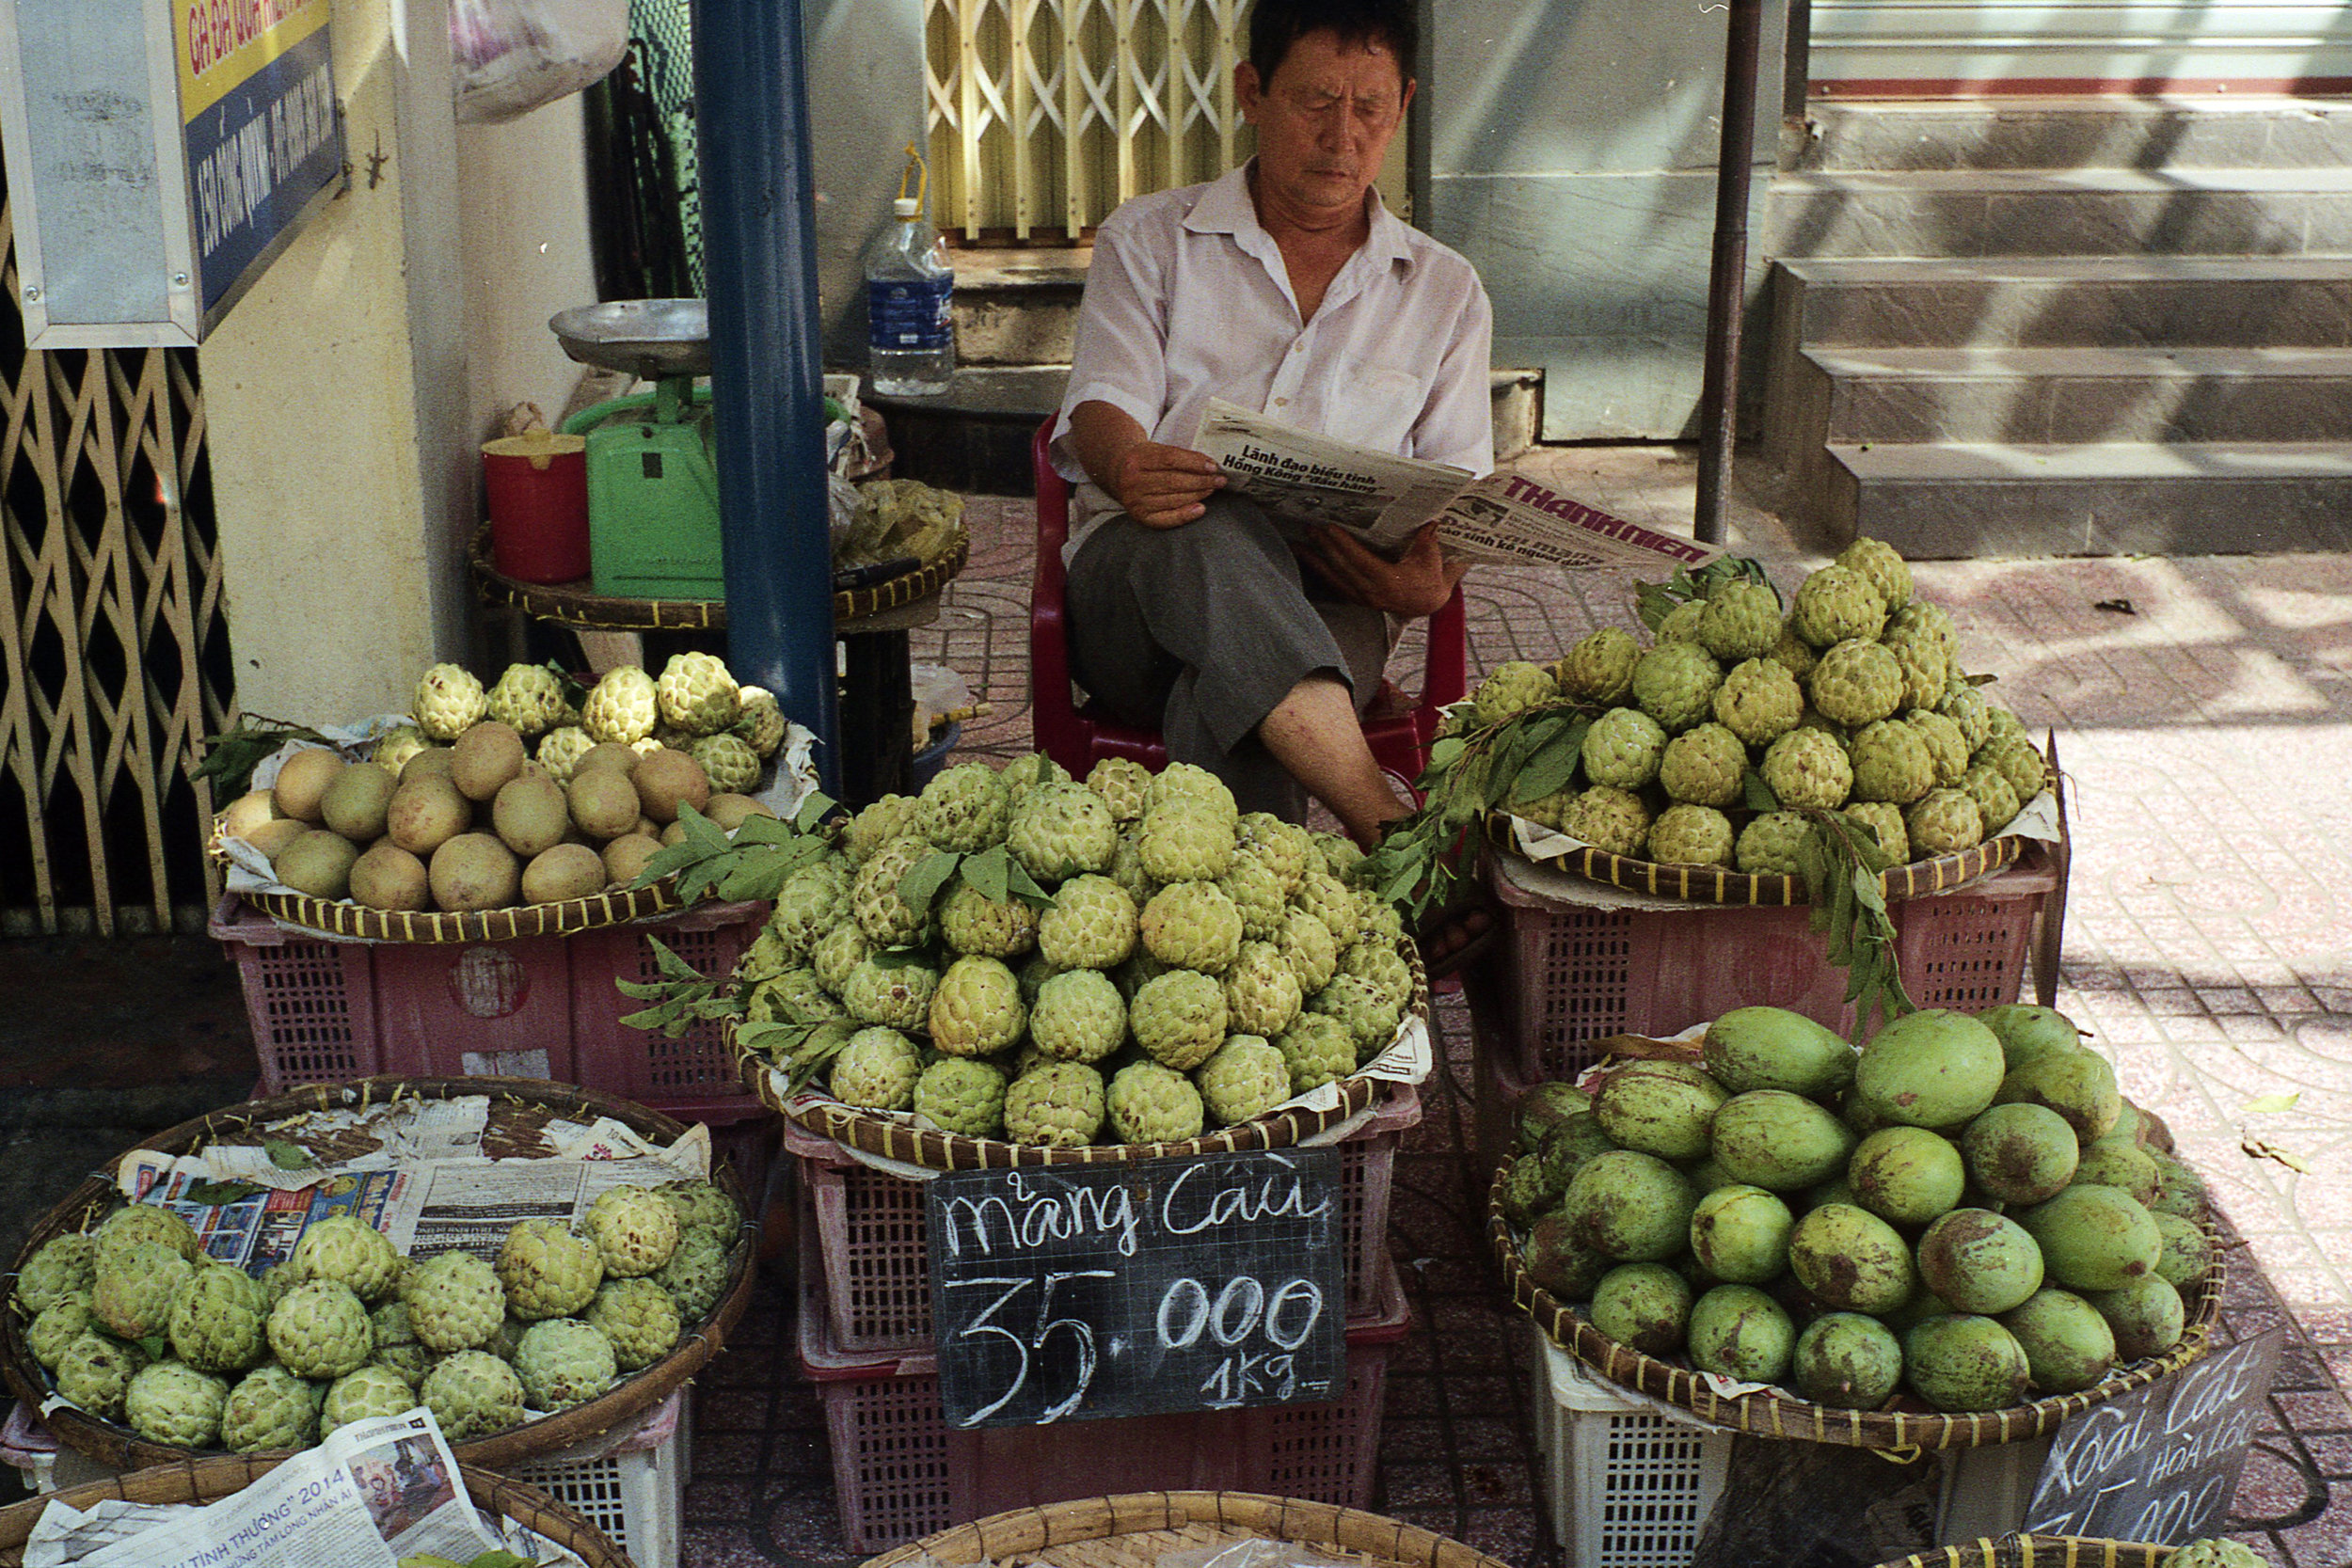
[1531,1329,2057,1566]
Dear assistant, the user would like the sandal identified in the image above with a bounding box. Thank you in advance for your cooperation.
[1413,892,1502,981]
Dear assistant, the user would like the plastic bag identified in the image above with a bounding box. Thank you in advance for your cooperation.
[1159,1542,1358,1568]
[450,0,628,125]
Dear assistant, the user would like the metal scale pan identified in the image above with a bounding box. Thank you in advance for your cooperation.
[549,298,711,381]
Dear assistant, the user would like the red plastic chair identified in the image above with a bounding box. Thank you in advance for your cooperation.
[1029,420,1468,784]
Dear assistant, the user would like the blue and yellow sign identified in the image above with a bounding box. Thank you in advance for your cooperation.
[174,0,342,319]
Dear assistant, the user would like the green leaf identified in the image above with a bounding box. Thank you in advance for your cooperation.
[620,1003,687,1032]
[182,1180,262,1207]
[644,936,707,983]
[2244,1092,2302,1116]
[898,849,962,912]
[263,1141,313,1170]
[1743,771,1780,813]
[612,976,670,1001]
[465,1551,539,1568]
[963,845,1010,903]
[793,790,838,832]
[1428,736,1466,768]
[677,800,731,857]
[1004,858,1052,907]
[139,1334,169,1361]
[1508,730,1583,806]
[731,813,797,846]
[719,859,790,902]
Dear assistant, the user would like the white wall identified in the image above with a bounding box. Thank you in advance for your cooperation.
[458,99,598,436]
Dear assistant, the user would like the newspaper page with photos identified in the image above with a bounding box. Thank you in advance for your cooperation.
[1192,398,1723,572]
[36,1410,554,1568]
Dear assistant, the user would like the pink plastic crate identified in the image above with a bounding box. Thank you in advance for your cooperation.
[209,895,767,1099]
[798,1220,1409,1553]
[789,1082,1421,1355]
[1485,848,2059,1084]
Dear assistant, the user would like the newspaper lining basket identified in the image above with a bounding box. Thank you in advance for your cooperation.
[1486,1163,2224,1451]
[1869,1539,2178,1568]
[0,1454,634,1567]
[0,1076,756,1474]
[860,1489,1518,1568]
[739,937,1431,1172]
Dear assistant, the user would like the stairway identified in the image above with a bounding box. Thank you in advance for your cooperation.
[1756,97,2352,557]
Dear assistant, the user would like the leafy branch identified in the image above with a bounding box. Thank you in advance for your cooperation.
[630,791,840,903]
[1784,801,1915,1037]
[191,715,342,799]
[1632,557,1779,632]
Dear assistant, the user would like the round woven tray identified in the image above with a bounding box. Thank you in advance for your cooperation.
[1486,1162,2224,1450]
[741,937,1430,1171]
[237,875,687,942]
[469,521,970,629]
[1484,812,2033,906]
[0,1455,632,1567]
[863,1490,1517,1568]
[1,1076,756,1473]
[1869,1541,2176,1568]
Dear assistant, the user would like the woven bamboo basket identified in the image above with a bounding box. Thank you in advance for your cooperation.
[862,1491,1516,1568]
[0,1455,632,1567]
[1871,1538,2178,1568]
[1,1076,755,1473]
[1487,1162,2225,1450]
[739,937,1431,1170]
[235,875,691,943]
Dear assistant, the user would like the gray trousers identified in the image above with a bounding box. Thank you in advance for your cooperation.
[1064,494,1391,821]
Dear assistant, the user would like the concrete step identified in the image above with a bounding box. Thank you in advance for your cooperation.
[1790,344,2352,446]
[1788,96,2352,175]
[1771,257,2352,350]
[1807,440,2352,557]
[1765,166,2352,259]
[951,248,1089,366]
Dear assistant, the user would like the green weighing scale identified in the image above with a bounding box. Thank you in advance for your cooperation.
[550,299,723,599]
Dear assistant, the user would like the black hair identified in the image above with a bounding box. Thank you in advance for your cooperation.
[1248,0,1417,88]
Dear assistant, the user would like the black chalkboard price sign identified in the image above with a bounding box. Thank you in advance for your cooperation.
[2024,1328,2284,1544]
[925,1148,1346,1429]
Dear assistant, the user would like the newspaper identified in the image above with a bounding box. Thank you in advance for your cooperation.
[24,1409,587,1568]
[1192,398,1724,572]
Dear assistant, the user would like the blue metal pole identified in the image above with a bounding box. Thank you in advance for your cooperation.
[691,0,841,795]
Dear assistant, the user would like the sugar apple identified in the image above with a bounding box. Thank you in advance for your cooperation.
[269,1280,373,1379]
[1848,720,1936,805]
[1130,969,1231,1069]
[999,752,1072,802]
[586,1186,681,1278]
[1516,784,1574,831]
[930,956,1028,1056]
[1340,941,1414,1012]
[1312,831,1364,879]
[222,1364,317,1452]
[690,733,761,792]
[1958,763,2022,837]
[168,1262,269,1373]
[1982,703,2026,748]
[1713,658,1804,747]
[414,663,488,741]
[1936,683,1994,752]
[371,1301,429,1385]
[1697,580,1784,663]
[16,1233,97,1315]
[1009,781,1119,882]
[1036,874,1140,969]
[656,652,741,735]
[1882,625,1951,711]
[1655,599,1707,644]
[1145,762,1238,820]
[1836,538,1913,611]
[831,1026,924,1108]
[747,968,847,1028]
[1736,811,1816,877]
[1311,973,1403,1060]
[1582,705,1670,790]
[1196,1037,1293,1125]
[536,725,596,785]
[95,1202,201,1264]
[514,1318,616,1411]
[812,921,872,994]
[1471,660,1558,726]
[850,833,937,945]
[914,1057,1009,1138]
[29,1296,98,1370]
[842,794,922,863]
[291,1214,403,1303]
[1978,733,2050,804]
[422,1350,526,1440]
[580,666,660,744]
[1768,620,1819,682]
[1278,907,1342,995]
[126,1360,229,1449]
[1006,1062,1108,1147]
[1020,954,1068,1005]
[1030,970,1127,1062]
[1659,722,1747,807]
[657,1179,741,1242]
[56,1332,147,1421]
[1275,1013,1357,1094]
[1790,564,1888,647]
[1141,880,1246,973]
[486,664,567,737]
[404,1253,506,1354]
[1630,643,1724,734]
[767,862,850,961]
[1889,599,1959,662]
[585,1278,682,1371]
[321,1364,420,1433]
[94,1241,195,1340]
[732,686,787,758]
[373,724,433,776]
[2167,1541,2265,1568]
[1105,832,1156,909]
[1842,801,1908,863]
[938,881,1041,960]
[919,762,1013,851]
[1107,1062,1206,1144]
[1292,870,1362,948]
[1235,814,1314,896]
[1557,627,1641,705]
[498,1220,605,1320]
[1218,853,1290,942]
[1907,788,1984,856]
[1075,760,1145,824]
[654,1227,732,1324]
[1759,729,1851,809]
[1906,708,1971,785]
[1645,804,1735,867]
[1225,940,1305,1037]
[1138,800,1237,883]
[1809,640,1905,728]
[1562,785,1651,855]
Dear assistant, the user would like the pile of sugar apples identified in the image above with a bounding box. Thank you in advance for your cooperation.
[11,1180,742,1452]
[215,654,787,912]
[739,753,1416,1148]
[1472,538,2050,873]
[1500,1004,2211,1413]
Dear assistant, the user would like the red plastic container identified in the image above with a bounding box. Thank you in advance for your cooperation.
[789,1081,1422,1356]
[483,431,591,583]
[798,1217,1410,1552]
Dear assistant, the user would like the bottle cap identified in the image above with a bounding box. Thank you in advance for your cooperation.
[892,198,921,218]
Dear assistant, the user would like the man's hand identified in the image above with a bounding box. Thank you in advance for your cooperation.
[1302,521,1467,618]
[1105,440,1225,529]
